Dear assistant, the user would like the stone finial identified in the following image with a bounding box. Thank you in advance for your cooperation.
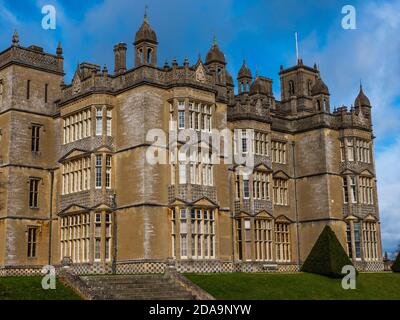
[164,60,170,69]
[102,64,108,76]
[12,30,19,47]
[57,42,63,56]
[183,57,189,67]
[144,5,149,23]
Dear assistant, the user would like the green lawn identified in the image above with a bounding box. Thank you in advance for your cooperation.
[0,277,81,300]
[185,272,400,300]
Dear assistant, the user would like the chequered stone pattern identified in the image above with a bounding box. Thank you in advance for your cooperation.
[354,261,384,272]
[70,263,113,275]
[0,260,384,277]
[117,262,166,274]
[0,266,43,277]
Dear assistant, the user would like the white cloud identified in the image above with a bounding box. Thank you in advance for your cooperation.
[376,139,400,254]
[0,1,19,26]
[299,0,400,253]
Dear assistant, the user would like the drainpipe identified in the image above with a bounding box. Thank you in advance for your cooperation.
[291,142,301,270]
[48,170,54,266]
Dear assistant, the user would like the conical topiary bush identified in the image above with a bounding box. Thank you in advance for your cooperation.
[391,251,400,272]
[301,225,355,278]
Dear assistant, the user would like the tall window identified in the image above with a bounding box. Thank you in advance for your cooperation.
[27,80,31,99]
[346,224,353,259]
[178,110,185,129]
[355,139,371,163]
[271,141,286,164]
[190,209,215,259]
[253,172,270,200]
[254,131,269,156]
[241,130,248,154]
[105,213,112,261]
[180,209,188,258]
[31,125,40,152]
[235,175,240,199]
[243,179,250,199]
[363,222,378,261]
[29,178,39,208]
[63,109,91,144]
[275,223,291,262]
[95,155,102,188]
[346,138,354,161]
[354,222,361,259]
[340,141,345,162]
[171,210,176,257]
[96,107,103,136]
[273,178,288,205]
[179,162,186,184]
[106,108,112,136]
[288,80,295,95]
[44,84,48,103]
[27,227,37,258]
[236,220,243,260]
[350,176,357,203]
[62,157,91,195]
[359,177,374,205]
[254,219,273,261]
[342,177,349,203]
[94,213,101,261]
[106,155,112,189]
[60,213,90,263]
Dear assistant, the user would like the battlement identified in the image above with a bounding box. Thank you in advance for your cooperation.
[0,44,63,75]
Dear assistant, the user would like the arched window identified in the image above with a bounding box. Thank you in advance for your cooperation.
[147,48,153,64]
[216,68,222,82]
[323,99,327,110]
[317,100,321,111]
[289,80,295,95]
[138,48,143,64]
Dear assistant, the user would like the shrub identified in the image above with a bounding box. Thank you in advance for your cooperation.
[301,225,355,278]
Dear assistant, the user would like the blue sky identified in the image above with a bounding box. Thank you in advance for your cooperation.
[1,0,399,255]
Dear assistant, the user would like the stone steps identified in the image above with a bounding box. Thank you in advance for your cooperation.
[80,274,195,300]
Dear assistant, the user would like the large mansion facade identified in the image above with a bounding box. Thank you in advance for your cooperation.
[0,15,383,274]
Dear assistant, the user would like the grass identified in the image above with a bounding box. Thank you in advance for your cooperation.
[0,277,81,300]
[185,272,400,300]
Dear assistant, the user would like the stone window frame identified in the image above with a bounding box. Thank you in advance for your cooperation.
[30,123,42,153]
[274,221,291,263]
[27,225,39,258]
[272,177,288,206]
[171,207,216,261]
[28,177,42,209]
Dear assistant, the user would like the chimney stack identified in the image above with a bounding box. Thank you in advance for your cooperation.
[114,43,127,75]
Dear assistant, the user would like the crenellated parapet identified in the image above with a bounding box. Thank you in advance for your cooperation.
[60,63,218,104]
[0,43,64,75]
